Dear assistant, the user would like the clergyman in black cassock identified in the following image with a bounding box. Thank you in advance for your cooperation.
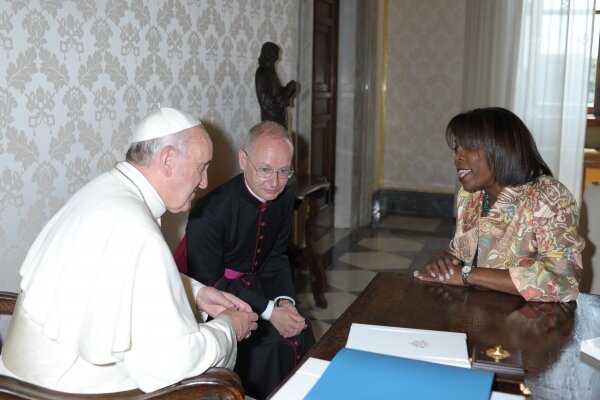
[184,122,315,399]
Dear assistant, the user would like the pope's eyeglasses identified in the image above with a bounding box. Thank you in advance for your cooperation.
[243,150,294,179]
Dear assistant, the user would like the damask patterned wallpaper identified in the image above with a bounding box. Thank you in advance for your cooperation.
[383,0,465,193]
[0,0,299,292]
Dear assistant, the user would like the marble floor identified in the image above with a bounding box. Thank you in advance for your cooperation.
[295,214,456,341]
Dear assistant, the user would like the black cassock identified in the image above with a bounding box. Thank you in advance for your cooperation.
[186,173,315,399]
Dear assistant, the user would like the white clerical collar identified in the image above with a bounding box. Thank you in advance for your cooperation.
[243,177,267,203]
[114,162,166,220]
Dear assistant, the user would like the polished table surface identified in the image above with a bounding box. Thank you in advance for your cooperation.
[281,272,600,399]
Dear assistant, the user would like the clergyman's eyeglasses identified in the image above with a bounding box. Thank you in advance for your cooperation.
[243,150,294,179]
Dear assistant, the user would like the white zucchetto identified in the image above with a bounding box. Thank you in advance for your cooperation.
[130,107,201,144]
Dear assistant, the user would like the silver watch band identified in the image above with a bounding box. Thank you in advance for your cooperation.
[462,266,473,286]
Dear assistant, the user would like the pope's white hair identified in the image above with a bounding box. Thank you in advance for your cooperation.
[126,129,194,166]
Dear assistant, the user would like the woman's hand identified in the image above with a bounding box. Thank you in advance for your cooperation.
[413,251,464,286]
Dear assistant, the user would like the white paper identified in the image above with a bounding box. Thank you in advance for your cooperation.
[345,323,471,368]
[269,358,330,400]
[490,392,525,400]
[581,337,600,361]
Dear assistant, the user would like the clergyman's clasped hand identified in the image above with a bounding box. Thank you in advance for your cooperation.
[271,301,308,338]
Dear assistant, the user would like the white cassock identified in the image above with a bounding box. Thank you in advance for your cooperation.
[0,161,237,393]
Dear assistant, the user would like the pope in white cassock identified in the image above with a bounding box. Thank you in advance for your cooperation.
[0,108,258,394]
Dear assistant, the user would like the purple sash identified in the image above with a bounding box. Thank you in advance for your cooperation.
[224,268,247,279]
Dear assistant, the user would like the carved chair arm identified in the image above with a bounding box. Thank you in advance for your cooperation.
[0,367,244,400]
[0,291,17,315]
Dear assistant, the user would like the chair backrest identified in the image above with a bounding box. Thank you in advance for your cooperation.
[0,291,17,354]
[0,292,244,400]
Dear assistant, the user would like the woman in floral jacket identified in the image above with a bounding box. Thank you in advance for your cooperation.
[414,107,585,302]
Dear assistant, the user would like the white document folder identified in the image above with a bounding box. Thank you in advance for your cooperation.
[581,336,600,361]
[345,323,471,368]
[269,358,330,400]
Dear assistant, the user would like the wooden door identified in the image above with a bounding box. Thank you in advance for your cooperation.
[311,0,338,237]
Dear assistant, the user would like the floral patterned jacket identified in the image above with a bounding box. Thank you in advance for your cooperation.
[449,176,585,302]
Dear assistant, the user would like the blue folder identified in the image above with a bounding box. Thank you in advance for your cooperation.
[305,348,494,400]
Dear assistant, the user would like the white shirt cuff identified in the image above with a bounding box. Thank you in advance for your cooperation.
[261,300,275,320]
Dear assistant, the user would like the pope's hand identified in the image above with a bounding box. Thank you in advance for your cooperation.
[220,308,259,341]
[196,286,252,317]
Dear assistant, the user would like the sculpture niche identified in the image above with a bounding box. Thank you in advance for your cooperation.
[255,42,297,129]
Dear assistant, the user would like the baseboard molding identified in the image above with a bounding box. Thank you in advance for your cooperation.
[373,189,454,219]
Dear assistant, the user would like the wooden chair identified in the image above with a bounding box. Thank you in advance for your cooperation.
[288,173,331,309]
[0,291,244,400]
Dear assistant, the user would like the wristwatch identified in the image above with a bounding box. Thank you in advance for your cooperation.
[461,265,473,286]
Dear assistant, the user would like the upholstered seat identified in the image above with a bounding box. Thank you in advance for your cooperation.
[0,291,244,400]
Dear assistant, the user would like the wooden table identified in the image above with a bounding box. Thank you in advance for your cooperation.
[288,173,330,309]
[276,272,600,399]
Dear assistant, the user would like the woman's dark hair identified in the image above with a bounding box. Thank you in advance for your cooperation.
[445,107,552,186]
